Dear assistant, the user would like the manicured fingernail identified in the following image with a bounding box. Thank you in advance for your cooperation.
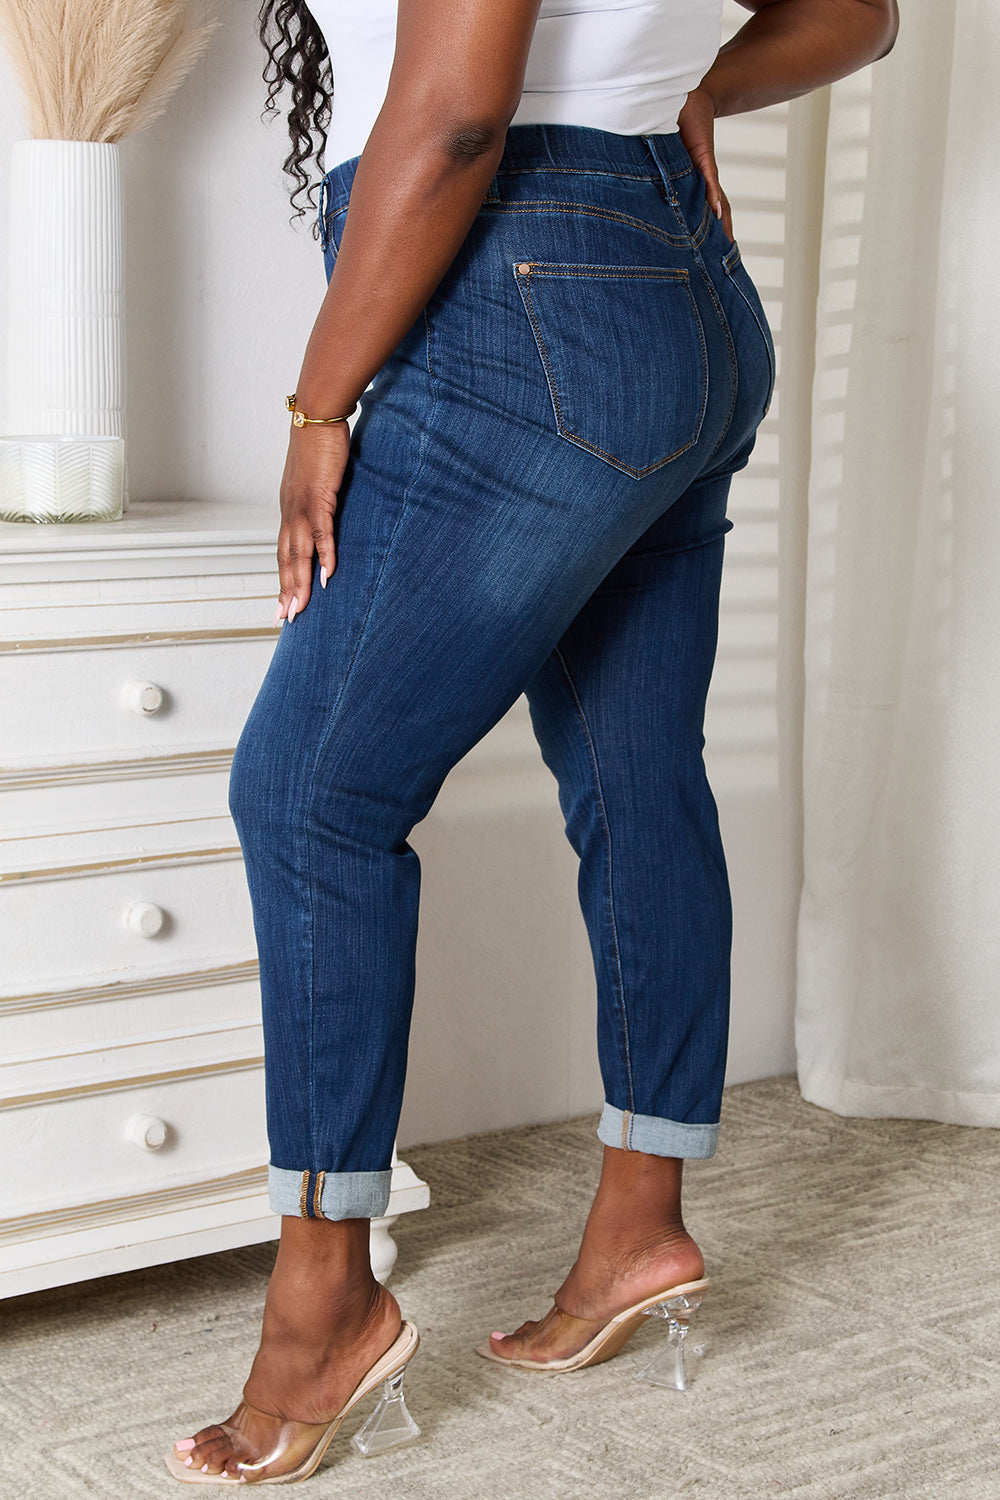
[715,200,723,219]
[272,604,283,627]
[287,597,299,623]
[175,1438,196,1452]
[320,566,328,589]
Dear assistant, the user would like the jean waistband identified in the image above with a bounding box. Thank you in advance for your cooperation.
[497,122,691,181]
[319,124,692,246]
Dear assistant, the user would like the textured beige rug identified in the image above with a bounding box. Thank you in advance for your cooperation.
[2,1077,998,1499]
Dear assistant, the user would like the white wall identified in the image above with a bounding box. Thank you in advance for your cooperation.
[0,0,799,1153]
[0,0,325,505]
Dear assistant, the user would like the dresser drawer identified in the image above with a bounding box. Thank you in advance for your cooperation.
[0,1054,268,1219]
[1,634,276,768]
[0,504,428,1299]
[1,832,255,991]
[0,967,263,1063]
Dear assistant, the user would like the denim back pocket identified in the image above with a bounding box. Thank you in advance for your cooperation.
[514,261,708,479]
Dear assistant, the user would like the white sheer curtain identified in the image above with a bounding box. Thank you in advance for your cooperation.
[791,0,1000,1123]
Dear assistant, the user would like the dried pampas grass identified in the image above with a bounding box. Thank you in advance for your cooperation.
[0,0,218,143]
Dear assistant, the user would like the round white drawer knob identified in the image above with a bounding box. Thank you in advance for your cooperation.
[123,901,165,937]
[126,1113,168,1151]
[121,680,164,716]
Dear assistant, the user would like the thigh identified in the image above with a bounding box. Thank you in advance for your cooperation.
[244,392,712,842]
[525,471,734,815]
[238,152,746,836]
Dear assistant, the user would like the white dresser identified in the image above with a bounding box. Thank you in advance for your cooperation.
[0,500,427,1297]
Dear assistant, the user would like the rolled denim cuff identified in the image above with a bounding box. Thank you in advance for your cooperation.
[598,1103,719,1159]
[268,1165,392,1220]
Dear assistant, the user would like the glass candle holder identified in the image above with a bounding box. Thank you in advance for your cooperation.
[0,435,125,523]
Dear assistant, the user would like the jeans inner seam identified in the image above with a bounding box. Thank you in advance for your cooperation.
[553,644,635,1113]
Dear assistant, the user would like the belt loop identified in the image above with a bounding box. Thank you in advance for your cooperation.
[317,173,330,252]
[642,133,691,239]
[641,134,679,209]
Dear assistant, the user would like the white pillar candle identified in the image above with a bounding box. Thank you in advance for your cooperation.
[0,435,125,523]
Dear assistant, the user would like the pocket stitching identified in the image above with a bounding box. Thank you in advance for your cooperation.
[323,203,350,257]
[515,263,709,479]
[485,200,691,250]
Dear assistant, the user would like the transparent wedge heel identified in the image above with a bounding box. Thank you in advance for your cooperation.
[635,1290,706,1390]
[352,1368,421,1457]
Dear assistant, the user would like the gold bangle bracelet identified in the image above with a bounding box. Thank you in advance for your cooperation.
[286,394,357,427]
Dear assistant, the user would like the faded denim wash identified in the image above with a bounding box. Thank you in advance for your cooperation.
[229,124,775,1221]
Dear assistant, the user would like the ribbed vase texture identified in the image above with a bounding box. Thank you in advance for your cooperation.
[0,436,124,523]
[4,140,128,508]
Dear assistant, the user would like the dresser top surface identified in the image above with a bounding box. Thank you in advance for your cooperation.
[0,501,277,564]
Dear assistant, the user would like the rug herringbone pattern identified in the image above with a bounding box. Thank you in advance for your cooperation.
[2,1077,997,1499]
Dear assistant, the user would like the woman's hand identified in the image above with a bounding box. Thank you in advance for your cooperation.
[275,0,546,627]
[677,86,734,245]
[275,423,351,623]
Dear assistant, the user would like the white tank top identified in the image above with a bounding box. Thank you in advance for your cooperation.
[308,0,724,167]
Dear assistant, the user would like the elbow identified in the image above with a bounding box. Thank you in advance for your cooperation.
[873,0,900,59]
[378,84,518,170]
[441,117,511,166]
[437,88,522,164]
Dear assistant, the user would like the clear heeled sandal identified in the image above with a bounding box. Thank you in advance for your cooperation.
[163,1320,420,1485]
[351,1365,421,1456]
[476,1278,709,1379]
[634,1287,707,1390]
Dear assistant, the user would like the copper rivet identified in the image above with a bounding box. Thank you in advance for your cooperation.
[516,262,531,276]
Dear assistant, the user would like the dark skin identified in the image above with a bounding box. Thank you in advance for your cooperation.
[276,0,898,621]
[176,0,899,1476]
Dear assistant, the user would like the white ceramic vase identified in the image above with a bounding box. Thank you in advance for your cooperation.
[4,139,128,508]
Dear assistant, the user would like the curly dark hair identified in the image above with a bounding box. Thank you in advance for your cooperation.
[258,1,334,233]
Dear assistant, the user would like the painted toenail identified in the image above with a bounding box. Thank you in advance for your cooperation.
[201,1464,210,1472]
[175,1438,196,1452]
[491,1331,506,1340]
[184,1457,194,1467]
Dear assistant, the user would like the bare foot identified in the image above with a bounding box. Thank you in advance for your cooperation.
[489,1147,705,1366]
[171,1219,402,1481]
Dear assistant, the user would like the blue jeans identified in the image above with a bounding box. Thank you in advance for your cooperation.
[230,124,774,1221]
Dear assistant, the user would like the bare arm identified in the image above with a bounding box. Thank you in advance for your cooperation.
[278,0,899,620]
[712,0,898,114]
[276,0,542,620]
[679,0,899,236]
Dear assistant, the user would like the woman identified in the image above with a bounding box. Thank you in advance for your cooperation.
[165,0,897,1484]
